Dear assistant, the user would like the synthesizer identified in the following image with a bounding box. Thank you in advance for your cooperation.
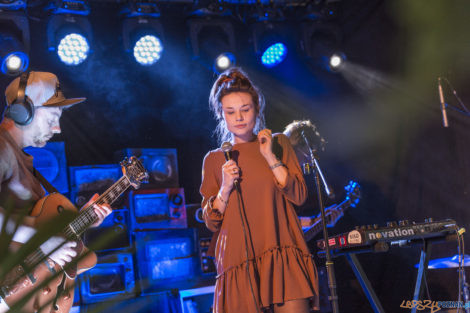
[317,218,457,251]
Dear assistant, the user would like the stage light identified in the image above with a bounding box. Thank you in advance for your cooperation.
[0,11,30,75]
[188,17,236,74]
[122,2,165,66]
[57,33,90,65]
[301,22,344,72]
[46,0,93,66]
[214,52,235,73]
[328,52,346,72]
[261,43,287,68]
[251,13,290,68]
[133,34,163,66]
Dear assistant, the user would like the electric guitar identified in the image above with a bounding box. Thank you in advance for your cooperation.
[0,157,148,313]
[302,181,361,242]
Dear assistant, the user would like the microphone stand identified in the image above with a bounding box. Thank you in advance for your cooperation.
[302,132,340,313]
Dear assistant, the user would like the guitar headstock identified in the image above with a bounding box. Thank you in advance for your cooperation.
[344,180,361,208]
[121,156,149,189]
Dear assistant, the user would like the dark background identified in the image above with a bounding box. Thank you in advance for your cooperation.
[2,0,470,311]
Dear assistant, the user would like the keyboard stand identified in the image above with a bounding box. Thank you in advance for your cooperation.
[411,241,432,313]
[345,253,386,313]
[324,236,451,313]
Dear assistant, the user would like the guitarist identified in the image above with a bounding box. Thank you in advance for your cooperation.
[284,120,343,313]
[0,71,112,312]
[283,120,343,226]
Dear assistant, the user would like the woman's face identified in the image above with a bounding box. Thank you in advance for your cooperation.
[221,92,257,144]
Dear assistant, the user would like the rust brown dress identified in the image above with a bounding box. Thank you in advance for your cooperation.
[200,133,319,313]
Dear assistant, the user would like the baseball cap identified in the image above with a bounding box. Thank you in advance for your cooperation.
[5,71,86,108]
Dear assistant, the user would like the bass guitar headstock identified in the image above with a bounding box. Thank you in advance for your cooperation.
[121,156,148,189]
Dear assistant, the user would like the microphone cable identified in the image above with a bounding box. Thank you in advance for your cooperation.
[234,182,261,313]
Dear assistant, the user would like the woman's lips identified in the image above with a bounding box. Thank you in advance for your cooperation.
[235,124,246,129]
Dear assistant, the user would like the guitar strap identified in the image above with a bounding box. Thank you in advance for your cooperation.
[32,167,59,194]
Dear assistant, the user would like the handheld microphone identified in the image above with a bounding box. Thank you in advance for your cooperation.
[438,77,449,127]
[221,142,239,187]
[221,142,233,161]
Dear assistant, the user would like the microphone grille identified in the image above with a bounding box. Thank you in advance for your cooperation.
[221,141,233,153]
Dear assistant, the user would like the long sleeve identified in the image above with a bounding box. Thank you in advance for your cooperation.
[200,151,224,232]
[273,134,308,207]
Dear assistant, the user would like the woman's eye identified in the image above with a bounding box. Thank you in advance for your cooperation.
[226,112,234,115]
[242,109,249,112]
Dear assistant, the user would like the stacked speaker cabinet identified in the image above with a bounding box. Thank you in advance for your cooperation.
[186,204,217,276]
[179,285,215,313]
[128,188,187,231]
[134,228,202,294]
[69,164,126,210]
[24,141,69,194]
[114,148,179,188]
[79,253,136,304]
[82,209,131,252]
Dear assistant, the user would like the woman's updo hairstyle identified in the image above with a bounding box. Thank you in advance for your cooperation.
[209,67,266,144]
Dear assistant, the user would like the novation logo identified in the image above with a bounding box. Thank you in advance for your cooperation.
[368,227,415,240]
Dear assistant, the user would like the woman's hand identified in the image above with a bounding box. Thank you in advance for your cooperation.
[221,160,240,191]
[258,129,277,164]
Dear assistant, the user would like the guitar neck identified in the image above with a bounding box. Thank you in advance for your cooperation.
[304,198,350,242]
[66,175,131,237]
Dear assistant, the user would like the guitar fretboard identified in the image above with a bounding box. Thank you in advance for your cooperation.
[66,176,131,237]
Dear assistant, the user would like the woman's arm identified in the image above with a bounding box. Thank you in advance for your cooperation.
[259,130,308,206]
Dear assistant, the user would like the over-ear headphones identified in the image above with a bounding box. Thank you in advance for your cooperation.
[5,71,35,126]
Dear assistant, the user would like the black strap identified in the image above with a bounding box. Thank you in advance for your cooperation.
[32,167,59,194]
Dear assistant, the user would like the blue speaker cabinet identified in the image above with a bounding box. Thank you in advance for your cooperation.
[69,164,126,210]
[128,188,187,231]
[83,209,131,252]
[81,292,181,313]
[134,228,200,294]
[79,252,136,304]
[115,148,179,188]
[179,285,215,313]
[24,141,69,194]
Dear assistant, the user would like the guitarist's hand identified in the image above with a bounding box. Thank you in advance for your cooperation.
[85,194,113,228]
[325,205,343,228]
[40,237,77,266]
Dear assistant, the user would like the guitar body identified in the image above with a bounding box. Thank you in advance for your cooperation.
[1,157,148,313]
[3,193,97,313]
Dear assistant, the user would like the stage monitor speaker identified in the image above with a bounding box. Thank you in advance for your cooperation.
[24,141,69,194]
[79,252,136,304]
[81,292,181,313]
[115,148,178,188]
[129,188,187,230]
[69,164,126,210]
[179,285,215,313]
[134,228,200,294]
[83,209,131,252]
